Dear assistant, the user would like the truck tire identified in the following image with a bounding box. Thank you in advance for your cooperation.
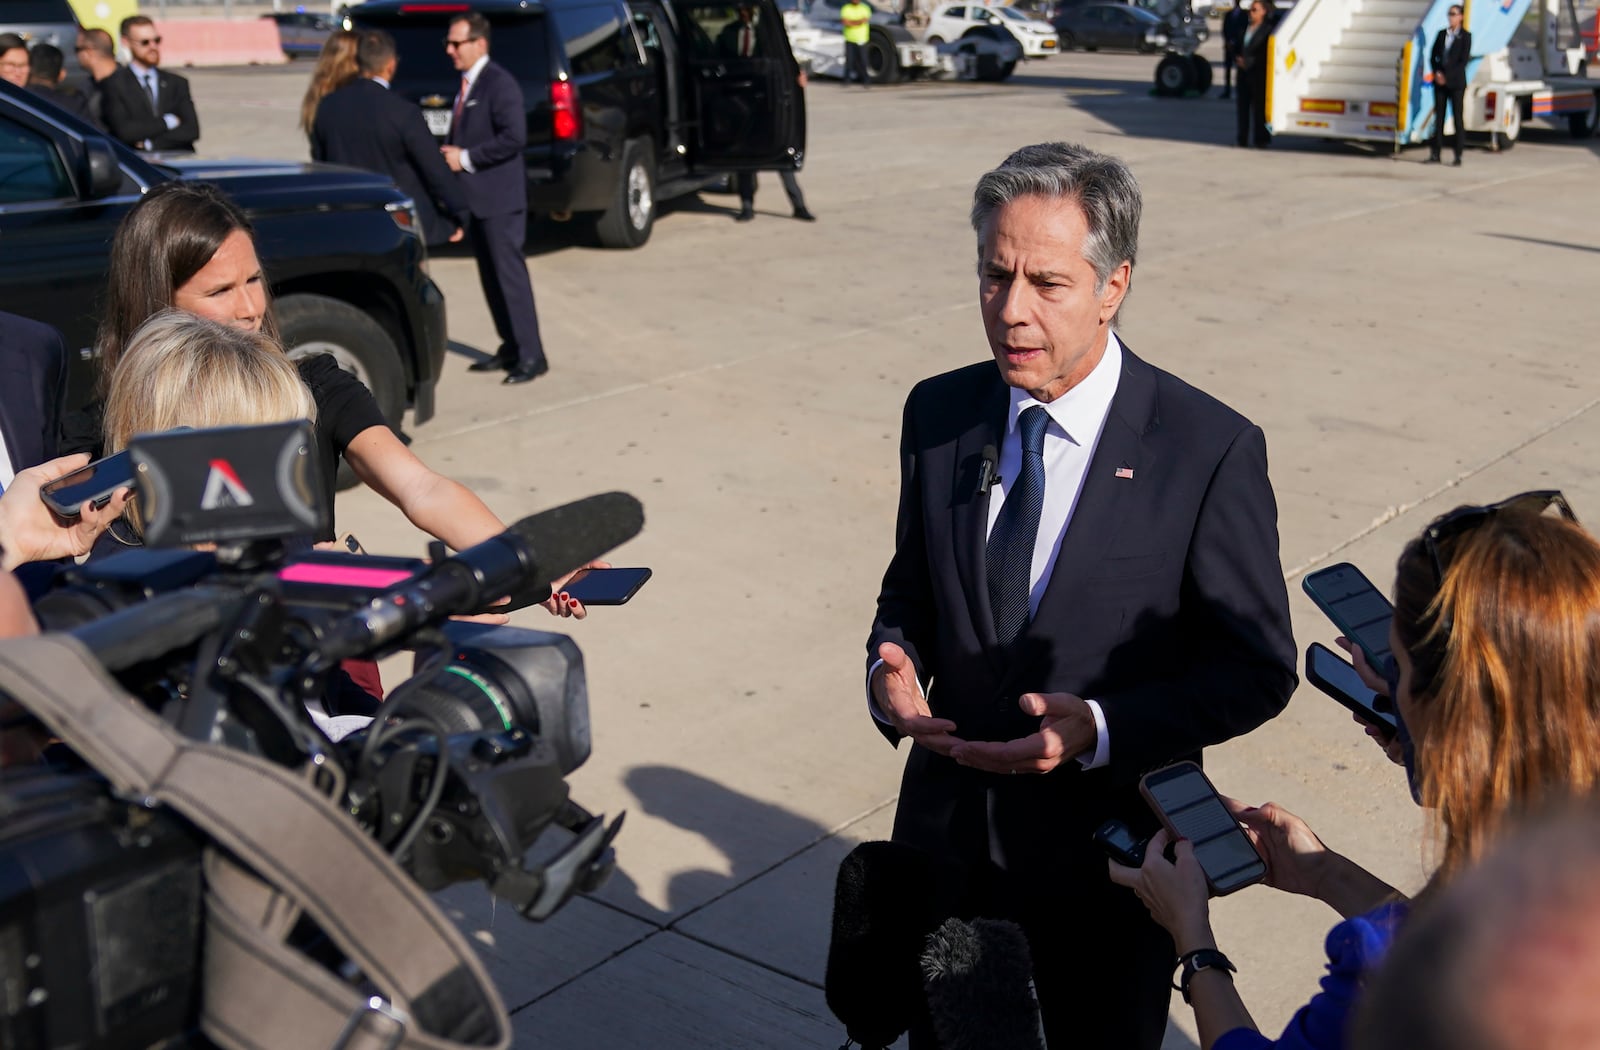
[1491,100,1521,150]
[278,293,405,490]
[866,27,902,83]
[1154,53,1194,96]
[1058,30,1075,49]
[1569,91,1599,138]
[594,140,656,249]
[1191,54,1213,93]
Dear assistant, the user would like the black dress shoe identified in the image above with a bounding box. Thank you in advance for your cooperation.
[503,361,548,385]
[469,354,514,373]
[793,207,816,222]
[1450,156,1461,166]
[1424,154,1441,164]
[735,207,755,222]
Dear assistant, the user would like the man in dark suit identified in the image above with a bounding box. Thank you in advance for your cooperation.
[439,12,548,385]
[716,4,764,58]
[26,44,94,124]
[313,30,468,248]
[1220,0,1248,100]
[0,312,67,491]
[74,29,120,130]
[1428,4,1471,165]
[866,142,1296,1050]
[100,15,199,152]
[1234,0,1273,147]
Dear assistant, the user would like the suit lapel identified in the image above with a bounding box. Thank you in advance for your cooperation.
[950,369,1009,665]
[1016,346,1158,662]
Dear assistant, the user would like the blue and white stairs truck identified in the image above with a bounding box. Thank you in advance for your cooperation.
[1265,0,1598,149]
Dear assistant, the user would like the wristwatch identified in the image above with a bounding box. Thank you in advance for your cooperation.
[1174,948,1237,1004]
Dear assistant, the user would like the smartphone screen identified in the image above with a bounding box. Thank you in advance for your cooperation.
[39,450,136,517]
[561,567,652,606]
[1141,763,1265,895]
[1305,643,1398,740]
[1302,563,1394,673]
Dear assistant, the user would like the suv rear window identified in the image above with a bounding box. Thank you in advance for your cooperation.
[0,1,78,23]
[373,14,552,85]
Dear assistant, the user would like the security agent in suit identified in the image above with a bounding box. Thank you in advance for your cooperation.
[101,15,199,152]
[25,43,94,124]
[439,12,550,386]
[1428,4,1471,165]
[1234,0,1273,147]
[312,30,468,248]
[866,142,1296,1050]
[1220,0,1248,99]
[0,311,67,491]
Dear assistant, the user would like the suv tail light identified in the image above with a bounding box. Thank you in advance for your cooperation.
[550,80,580,141]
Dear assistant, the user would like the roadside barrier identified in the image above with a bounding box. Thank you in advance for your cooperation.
[156,19,287,67]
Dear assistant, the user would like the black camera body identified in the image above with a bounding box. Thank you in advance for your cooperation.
[0,424,641,1048]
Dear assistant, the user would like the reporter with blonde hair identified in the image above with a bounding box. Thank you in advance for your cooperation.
[1110,493,1600,1050]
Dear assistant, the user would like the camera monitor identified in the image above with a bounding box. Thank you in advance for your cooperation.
[129,422,325,548]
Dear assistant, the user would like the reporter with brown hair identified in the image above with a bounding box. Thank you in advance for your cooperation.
[1110,494,1600,1050]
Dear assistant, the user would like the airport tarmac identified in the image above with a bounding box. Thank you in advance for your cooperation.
[184,44,1599,1047]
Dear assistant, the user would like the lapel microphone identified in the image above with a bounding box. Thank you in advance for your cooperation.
[978,444,1001,496]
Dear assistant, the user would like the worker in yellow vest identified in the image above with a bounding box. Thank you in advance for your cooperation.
[840,0,873,86]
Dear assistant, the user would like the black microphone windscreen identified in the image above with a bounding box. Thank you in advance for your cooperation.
[825,841,965,1048]
[981,443,998,466]
[507,492,645,585]
[921,918,1044,1050]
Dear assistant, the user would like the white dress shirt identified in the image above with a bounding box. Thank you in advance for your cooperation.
[0,427,14,492]
[454,54,489,173]
[869,333,1126,769]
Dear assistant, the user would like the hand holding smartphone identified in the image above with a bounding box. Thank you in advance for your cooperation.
[1138,762,1266,895]
[38,450,136,518]
[1301,562,1394,675]
[560,567,652,606]
[1304,643,1397,741]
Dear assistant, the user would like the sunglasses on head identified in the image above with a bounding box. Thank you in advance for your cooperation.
[1422,490,1578,586]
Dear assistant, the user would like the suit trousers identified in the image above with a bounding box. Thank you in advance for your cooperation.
[735,170,808,213]
[1236,71,1270,146]
[468,212,547,370]
[1431,83,1466,159]
[904,844,1176,1050]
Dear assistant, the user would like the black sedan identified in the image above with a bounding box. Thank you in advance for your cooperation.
[1051,3,1170,51]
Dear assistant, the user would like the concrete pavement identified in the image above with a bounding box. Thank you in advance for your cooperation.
[187,46,1600,1047]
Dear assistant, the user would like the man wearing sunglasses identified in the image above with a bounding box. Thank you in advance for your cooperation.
[99,15,199,153]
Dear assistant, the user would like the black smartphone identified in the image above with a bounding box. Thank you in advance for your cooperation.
[1304,642,1398,741]
[1091,818,1149,868]
[1139,762,1266,896]
[560,567,652,606]
[38,450,136,518]
[1301,562,1394,674]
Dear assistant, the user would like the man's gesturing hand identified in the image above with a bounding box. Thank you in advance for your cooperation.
[872,642,964,756]
[949,692,1095,775]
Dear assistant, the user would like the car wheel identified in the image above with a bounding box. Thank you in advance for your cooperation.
[927,33,944,44]
[1059,31,1074,49]
[1154,52,1195,96]
[1084,42,1098,51]
[867,26,903,83]
[1491,100,1521,150]
[277,293,405,490]
[1191,53,1213,92]
[594,139,655,249]
[1568,91,1599,138]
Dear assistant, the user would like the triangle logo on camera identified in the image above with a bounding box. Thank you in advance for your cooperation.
[200,459,255,510]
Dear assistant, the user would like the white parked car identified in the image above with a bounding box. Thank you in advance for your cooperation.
[925,3,1060,58]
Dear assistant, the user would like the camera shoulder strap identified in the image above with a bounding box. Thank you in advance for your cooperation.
[0,634,511,1050]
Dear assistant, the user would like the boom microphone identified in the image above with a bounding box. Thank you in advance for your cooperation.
[313,491,644,665]
[921,917,1045,1050]
[825,840,966,1049]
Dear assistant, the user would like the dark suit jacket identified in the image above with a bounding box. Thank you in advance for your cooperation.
[716,18,763,57]
[0,312,67,478]
[867,348,1296,872]
[1430,28,1471,87]
[1237,19,1271,79]
[1221,5,1249,53]
[448,59,527,218]
[312,78,468,246]
[99,64,199,152]
[26,82,94,125]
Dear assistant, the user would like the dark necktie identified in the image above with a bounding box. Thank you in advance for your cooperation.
[145,72,159,113]
[986,405,1049,647]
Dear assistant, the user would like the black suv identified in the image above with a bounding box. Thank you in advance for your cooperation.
[354,0,806,249]
[0,82,446,431]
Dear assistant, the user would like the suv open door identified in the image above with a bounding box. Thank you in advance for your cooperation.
[675,0,806,170]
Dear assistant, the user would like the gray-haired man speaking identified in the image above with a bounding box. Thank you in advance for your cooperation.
[864,142,1296,1048]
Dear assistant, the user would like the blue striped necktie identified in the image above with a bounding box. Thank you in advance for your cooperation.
[986,405,1049,647]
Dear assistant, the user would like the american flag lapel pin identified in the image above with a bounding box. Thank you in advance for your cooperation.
[1114,466,1135,480]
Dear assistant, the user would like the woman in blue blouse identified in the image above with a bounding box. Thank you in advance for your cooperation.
[1109,494,1600,1050]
